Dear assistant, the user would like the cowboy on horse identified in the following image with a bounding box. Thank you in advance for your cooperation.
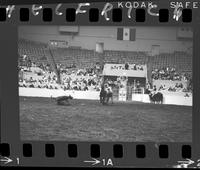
[148,86,163,104]
[105,84,114,104]
[100,85,107,104]
[99,83,113,105]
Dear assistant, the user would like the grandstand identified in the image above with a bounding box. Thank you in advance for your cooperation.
[18,26,193,105]
[18,39,47,63]
[18,38,100,69]
[18,38,192,73]
[150,52,192,74]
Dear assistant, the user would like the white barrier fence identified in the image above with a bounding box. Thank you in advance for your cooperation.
[132,94,192,106]
[19,87,100,100]
[19,87,192,106]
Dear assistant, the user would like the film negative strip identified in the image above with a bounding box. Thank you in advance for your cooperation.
[0,0,200,168]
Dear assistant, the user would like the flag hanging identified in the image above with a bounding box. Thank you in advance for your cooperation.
[123,28,130,40]
[117,28,136,41]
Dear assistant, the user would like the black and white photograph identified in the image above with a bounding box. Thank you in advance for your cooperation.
[18,26,192,142]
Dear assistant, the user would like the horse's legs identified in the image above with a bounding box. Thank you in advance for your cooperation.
[102,95,106,105]
[111,96,113,104]
[100,96,103,103]
[106,96,109,104]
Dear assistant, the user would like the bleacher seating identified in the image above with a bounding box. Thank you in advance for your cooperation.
[18,39,47,63]
[104,50,148,64]
[18,39,192,75]
[50,48,100,69]
[18,39,100,69]
[151,52,192,74]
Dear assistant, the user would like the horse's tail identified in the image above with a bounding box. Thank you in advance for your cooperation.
[161,94,163,104]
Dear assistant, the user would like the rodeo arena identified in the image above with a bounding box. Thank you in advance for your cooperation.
[18,26,192,142]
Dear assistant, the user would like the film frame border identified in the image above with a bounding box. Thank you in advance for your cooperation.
[0,0,200,168]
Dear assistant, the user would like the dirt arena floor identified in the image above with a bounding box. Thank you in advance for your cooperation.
[20,97,192,142]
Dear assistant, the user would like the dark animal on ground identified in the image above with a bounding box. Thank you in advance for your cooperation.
[56,95,73,106]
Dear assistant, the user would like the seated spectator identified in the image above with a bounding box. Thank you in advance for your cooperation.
[184,93,190,97]
[159,85,164,91]
[125,63,129,70]
[153,85,157,92]
[151,67,191,83]
[144,88,151,94]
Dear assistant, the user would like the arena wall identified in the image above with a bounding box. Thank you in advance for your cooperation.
[132,94,192,106]
[19,87,192,106]
[18,26,192,53]
[19,87,100,100]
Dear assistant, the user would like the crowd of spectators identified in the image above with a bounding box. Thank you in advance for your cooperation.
[150,67,192,94]
[124,63,144,71]
[151,67,191,81]
[18,61,103,91]
[151,82,192,94]
[18,57,192,94]
[60,68,102,91]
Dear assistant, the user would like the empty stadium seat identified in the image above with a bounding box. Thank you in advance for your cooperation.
[18,39,192,76]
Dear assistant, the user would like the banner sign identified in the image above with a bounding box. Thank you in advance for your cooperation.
[103,64,147,77]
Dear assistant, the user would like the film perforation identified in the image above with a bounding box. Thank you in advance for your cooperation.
[159,145,169,159]
[68,144,78,158]
[66,8,76,22]
[0,6,197,23]
[113,144,123,158]
[159,9,169,22]
[0,7,6,21]
[89,8,99,22]
[112,8,122,22]
[1,143,194,160]
[0,143,10,157]
[90,144,100,158]
[135,8,145,22]
[182,9,192,22]
[42,8,53,22]
[23,143,32,157]
[182,145,192,159]
[20,8,29,22]
[136,145,146,158]
[45,144,55,157]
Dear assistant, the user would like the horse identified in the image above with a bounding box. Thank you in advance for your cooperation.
[100,85,113,105]
[149,91,163,104]
[100,86,107,104]
[105,87,113,104]
[56,95,73,106]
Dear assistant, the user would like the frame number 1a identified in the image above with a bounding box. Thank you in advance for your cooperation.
[102,158,113,166]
